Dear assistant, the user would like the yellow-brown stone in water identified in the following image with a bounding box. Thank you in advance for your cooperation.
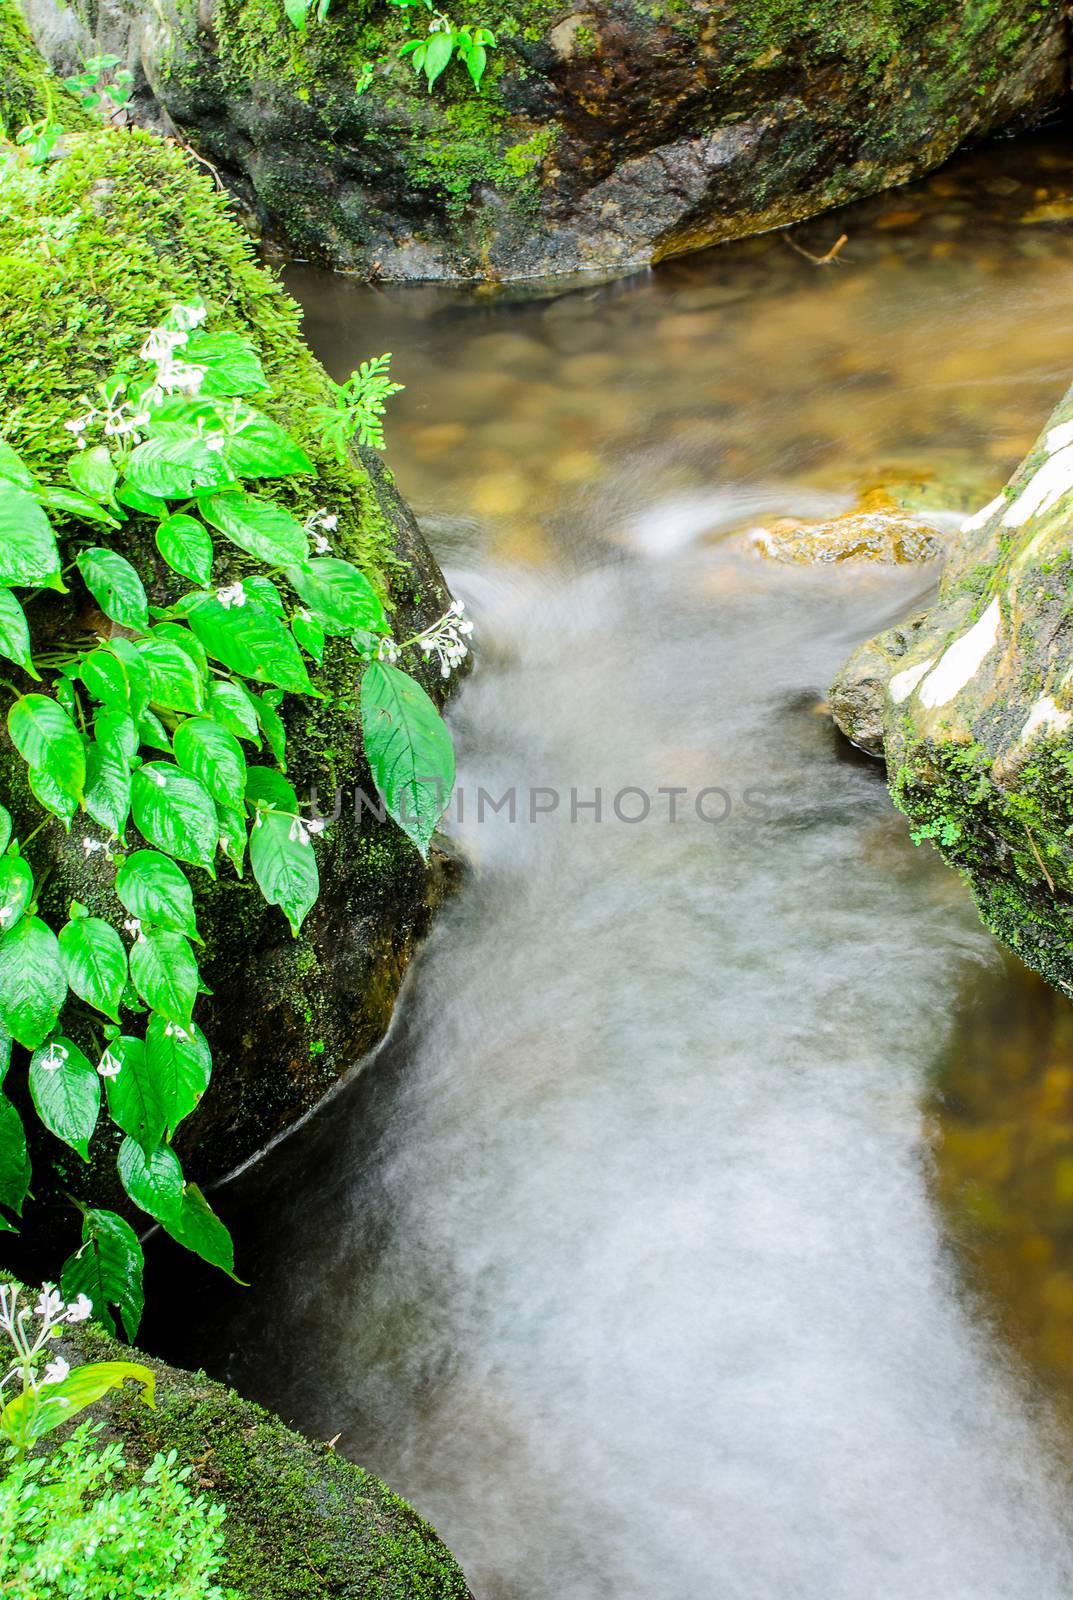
[746,508,944,564]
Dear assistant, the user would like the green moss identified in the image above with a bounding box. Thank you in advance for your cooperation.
[0,0,94,132]
[52,1318,474,1600]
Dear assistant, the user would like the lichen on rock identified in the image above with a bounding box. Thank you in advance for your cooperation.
[830,382,1073,995]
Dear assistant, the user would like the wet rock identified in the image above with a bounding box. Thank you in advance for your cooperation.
[747,509,945,565]
[17,0,1069,281]
[830,389,1073,995]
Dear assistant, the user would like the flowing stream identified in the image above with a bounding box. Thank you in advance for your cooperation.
[155,135,1073,1597]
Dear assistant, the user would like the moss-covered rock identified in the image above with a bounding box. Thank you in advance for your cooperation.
[43,1312,474,1599]
[18,0,1070,279]
[0,8,457,1265]
[830,384,1073,996]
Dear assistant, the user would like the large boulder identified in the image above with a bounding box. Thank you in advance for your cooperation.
[831,381,1073,996]
[43,1306,475,1599]
[0,5,456,1262]
[18,0,1070,280]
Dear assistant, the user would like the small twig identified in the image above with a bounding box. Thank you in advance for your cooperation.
[782,230,849,267]
[169,135,226,193]
[1026,824,1056,894]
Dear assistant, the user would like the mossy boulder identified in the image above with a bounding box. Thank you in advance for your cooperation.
[41,1312,473,1599]
[0,9,457,1264]
[17,0,1070,279]
[830,382,1073,996]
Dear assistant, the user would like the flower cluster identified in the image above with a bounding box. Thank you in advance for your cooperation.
[304,507,338,555]
[415,599,473,679]
[140,302,208,406]
[64,379,149,449]
[0,1282,92,1400]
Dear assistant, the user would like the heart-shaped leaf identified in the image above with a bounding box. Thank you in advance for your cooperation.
[29,1036,100,1161]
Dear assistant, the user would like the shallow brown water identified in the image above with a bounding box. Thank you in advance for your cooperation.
[155,131,1073,1599]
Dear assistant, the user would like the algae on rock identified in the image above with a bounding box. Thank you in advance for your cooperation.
[17,0,1072,279]
[830,384,1073,996]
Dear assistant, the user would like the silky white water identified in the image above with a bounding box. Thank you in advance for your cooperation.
[165,138,1073,1597]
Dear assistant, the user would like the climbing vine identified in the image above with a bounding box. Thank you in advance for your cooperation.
[0,301,463,1338]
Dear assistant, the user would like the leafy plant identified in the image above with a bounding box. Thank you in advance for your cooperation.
[0,302,463,1332]
[399,13,496,92]
[0,1421,235,1598]
[0,1281,152,1463]
[63,56,135,121]
[311,354,403,457]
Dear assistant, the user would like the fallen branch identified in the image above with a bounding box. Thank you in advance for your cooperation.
[783,230,849,266]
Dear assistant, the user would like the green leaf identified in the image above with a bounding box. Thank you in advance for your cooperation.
[80,648,135,715]
[0,807,10,856]
[118,1136,184,1224]
[124,432,235,499]
[0,917,67,1049]
[59,916,128,1020]
[8,695,85,801]
[117,481,169,516]
[147,398,311,481]
[0,855,33,935]
[250,807,320,936]
[284,559,387,636]
[156,513,214,585]
[68,444,118,505]
[424,26,454,85]
[83,734,133,839]
[135,633,205,714]
[129,929,199,1024]
[76,547,150,632]
[283,0,310,30]
[188,593,312,694]
[0,481,63,590]
[173,716,247,807]
[151,620,210,681]
[291,608,325,664]
[28,766,77,829]
[145,1013,211,1134]
[103,639,152,721]
[164,1184,242,1281]
[0,1096,30,1218]
[115,851,199,940]
[245,766,298,812]
[94,709,139,765]
[138,710,173,752]
[103,1036,167,1156]
[29,1036,100,1161]
[0,440,36,491]
[215,801,247,877]
[243,575,285,616]
[359,662,455,859]
[200,491,309,566]
[182,330,267,397]
[2,1360,155,1445]
[61,1207,145,1340]
[36,485,122,529]
[0,591,38,679]
[131,762,217,873]
[207,679,261,744]
[252,694,287,768]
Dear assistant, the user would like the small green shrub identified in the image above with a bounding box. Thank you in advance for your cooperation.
[0,1422,236,1599]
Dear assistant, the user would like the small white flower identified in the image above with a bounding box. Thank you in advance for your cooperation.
[37,1043,68,1074]
[147,770,166,789]
[33,1286,64,1322]
[306,818,327,836]
[97,1048,122,1079]
[288,817,312,847]
[65,1294,92,1325]
[123,917,142,936]
[217,582,247,610]
[163,1021,191,1041]
[203,430,226,454]
[42,1357,70,1386]
[312,532,332,555]
[82,837,106,856]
